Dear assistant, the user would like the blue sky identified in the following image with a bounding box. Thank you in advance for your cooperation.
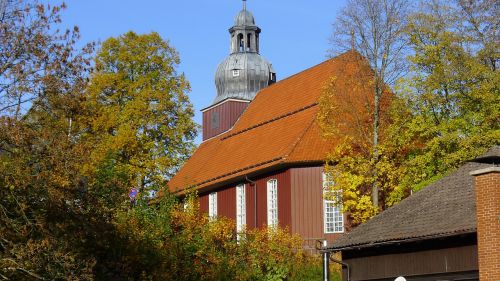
[58,0,346,142]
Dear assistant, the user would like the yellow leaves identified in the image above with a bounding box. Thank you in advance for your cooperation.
[80,31,197,187]
[118,189,313,280]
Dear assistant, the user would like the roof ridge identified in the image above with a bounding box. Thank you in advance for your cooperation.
[221,102,318,140]
[262,50,358,92]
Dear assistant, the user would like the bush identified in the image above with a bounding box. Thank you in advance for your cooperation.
[114,192,332,281]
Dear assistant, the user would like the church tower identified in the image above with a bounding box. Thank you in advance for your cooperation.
[202,0,276,141]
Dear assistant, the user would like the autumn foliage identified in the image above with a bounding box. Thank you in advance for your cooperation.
[320,0,499,225]
[114,193,322,281]
[0,1,326,280]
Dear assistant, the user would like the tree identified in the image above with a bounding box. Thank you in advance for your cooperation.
[0,2,331,280]
[0,0,92,119]
[321,0,498,224]
[0,1,98,279]
[81,31,197,193]
[390,0,499,189]
[325,0,412,214]
[0,2,199,279]
[318,52,395,223]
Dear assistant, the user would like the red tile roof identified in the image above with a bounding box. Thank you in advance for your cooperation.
[168,51,371,194]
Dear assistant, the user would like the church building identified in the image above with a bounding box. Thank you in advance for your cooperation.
[168,1,373,245]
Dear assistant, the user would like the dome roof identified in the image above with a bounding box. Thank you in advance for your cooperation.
[234,10,255,26]
[214,52,275,104]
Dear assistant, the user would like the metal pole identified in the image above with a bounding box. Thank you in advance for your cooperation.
[322,240,330,281]
[330,257,350,281]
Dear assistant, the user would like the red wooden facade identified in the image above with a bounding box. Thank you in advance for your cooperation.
[202,99,249,140]
[197,166,344,244]
[290,167,344,242]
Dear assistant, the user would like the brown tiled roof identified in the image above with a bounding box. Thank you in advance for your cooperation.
[328,161,494,251]
[168,51,370,193]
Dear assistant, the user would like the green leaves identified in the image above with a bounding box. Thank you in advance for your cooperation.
[82,31,197,192]
[395,0,499,188]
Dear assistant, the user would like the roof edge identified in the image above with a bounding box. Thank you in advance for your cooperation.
[262,50,361,92]
[201,98,251,112]
[469,166,500,176]
[170,160,325,195]
[171,157,284,194]
[327,228,477,252]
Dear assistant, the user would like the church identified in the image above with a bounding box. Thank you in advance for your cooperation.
[168,1,374,245]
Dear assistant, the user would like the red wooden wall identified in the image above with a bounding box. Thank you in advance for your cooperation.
[198,169,291,230]
[290,166,344,243]
[202,100,249,140]
[197,166,344,247]
[217,185,236,220]
[199,195,208,213]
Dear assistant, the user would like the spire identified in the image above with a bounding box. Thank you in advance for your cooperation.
[243,0,247,11]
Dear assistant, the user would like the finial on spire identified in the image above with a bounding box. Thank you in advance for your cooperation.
[243,0,247,11]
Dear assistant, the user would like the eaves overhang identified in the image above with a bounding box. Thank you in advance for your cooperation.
[170,159,325,196]
[327,228,477,252]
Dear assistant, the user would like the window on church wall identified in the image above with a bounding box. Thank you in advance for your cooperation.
[267,179,278,228]
[236,184,246,235]
[209,192,217,220]
[323,173,344,233]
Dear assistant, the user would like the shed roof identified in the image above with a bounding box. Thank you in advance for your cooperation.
[328,158,496,251]
[168,51,372,194]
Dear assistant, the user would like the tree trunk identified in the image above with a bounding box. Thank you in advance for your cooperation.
[372,80,382,209]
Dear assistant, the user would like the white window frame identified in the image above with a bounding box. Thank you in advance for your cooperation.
[267,179,278,227]
[323,173,344,233]
[236,184,246,233]
[208,192,217,220]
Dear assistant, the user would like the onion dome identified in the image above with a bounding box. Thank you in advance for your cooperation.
[234,10,255,27]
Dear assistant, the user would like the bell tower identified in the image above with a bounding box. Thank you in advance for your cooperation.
[230,0,260,54]
[202,0,276,141]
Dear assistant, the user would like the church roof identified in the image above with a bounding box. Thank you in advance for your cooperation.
[168,51,370,194]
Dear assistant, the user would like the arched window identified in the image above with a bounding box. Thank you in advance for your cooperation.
[237,33,244,52]
[247,33,252,51]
